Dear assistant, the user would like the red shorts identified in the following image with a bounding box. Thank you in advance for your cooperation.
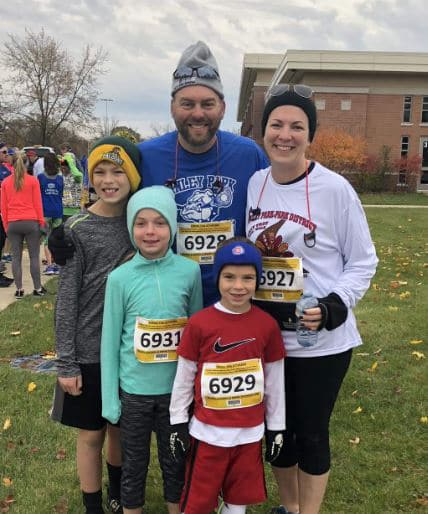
[180,438,267,514]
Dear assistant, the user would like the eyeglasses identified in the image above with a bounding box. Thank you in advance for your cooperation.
[173,65,219,80]
[266,84,314,103]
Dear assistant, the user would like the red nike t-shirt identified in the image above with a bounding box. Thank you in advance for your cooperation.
[177,305,285,428]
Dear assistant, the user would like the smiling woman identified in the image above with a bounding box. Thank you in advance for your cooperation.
[246,85,378,514]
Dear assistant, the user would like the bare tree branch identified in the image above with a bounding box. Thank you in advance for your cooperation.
[0,28,108,145]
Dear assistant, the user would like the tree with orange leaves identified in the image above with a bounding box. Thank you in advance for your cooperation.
[307,129,367,171]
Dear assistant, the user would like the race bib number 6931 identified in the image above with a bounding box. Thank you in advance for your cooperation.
[133,317,187,363]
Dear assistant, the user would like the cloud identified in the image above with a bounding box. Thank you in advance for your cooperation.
[1,0,427,138]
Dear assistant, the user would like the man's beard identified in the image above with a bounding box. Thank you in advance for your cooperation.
[176,119,221,150]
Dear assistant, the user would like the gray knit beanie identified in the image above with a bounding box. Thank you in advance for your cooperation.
[171,41,224,99]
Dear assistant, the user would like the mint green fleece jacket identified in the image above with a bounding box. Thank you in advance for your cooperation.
[101,249,203,424]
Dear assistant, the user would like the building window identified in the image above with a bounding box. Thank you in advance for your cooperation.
[399,136,409,184]
[403,96,412,123]
[422,96,428,123]
[315,99,325,110]
[341,100,351,111]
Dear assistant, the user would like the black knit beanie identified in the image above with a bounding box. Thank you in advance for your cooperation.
[261,90,317,142]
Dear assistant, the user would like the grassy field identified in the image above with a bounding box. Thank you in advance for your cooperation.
[0,205,427,513]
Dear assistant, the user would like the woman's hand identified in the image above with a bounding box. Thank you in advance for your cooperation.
[299,306,322,331]
[58,375,83,396]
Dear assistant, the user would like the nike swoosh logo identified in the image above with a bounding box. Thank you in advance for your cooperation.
[213,337,256,353]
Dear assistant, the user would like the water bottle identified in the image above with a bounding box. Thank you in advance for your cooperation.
[296,294,319,347]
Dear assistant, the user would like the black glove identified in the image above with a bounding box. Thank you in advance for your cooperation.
[317,293,348,331]
[48,224,76,266]
[265,430,284,463]
[169,423,190,464]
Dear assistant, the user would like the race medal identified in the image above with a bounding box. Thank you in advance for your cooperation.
[177,221,234,264]
[201,358,264,410]
[254,256,304,302]
[133,317,187,363]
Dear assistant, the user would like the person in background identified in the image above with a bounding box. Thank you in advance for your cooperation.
[51,136,141,514]
[60,154,83,221]
[26,149,44,176]
[38,153,64,275]
[1,152,46,298]
[0,142,14,287]
[101,186,203,514]
[246,84,378,514]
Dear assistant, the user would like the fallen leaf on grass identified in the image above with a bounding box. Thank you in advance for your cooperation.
[411,351,425,360]
[415,494,428,506]
[352,406,363,414]
[409,339,423,345]
[2,419,11,431]
[368,361,378,372]
[33,303,41,310]
[2,478,12,487]
[9,331,20,337]
[351,390,358,397]
[420,416,428,424]
[388,306,399,312]
[27,382,37,393]
[399,291,411,299]
[349,436,360,444]
[373,348,382,355]
[0,495,15,513]
[356,352,369,356]
[42,351,56,360]
[6,442,15,450]
[53,496,68,513]
[30,447,39,454]
[372,283,380,290]
[56,448,66,460]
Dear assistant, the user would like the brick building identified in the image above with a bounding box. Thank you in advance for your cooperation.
[237,50,428,191]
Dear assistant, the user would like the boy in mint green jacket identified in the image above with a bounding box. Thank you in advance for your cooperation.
[101,186,203,514]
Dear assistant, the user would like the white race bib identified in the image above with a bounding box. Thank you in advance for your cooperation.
[201,358,264,410]
[177,221,234,264]
[133,317,187,363]
[254,256,304,302]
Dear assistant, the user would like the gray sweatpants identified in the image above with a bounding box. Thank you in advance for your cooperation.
[7,220,41,290]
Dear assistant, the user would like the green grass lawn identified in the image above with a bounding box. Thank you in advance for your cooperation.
[1,207,427,513]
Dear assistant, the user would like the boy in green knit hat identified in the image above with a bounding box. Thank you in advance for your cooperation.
[51,136,141,514]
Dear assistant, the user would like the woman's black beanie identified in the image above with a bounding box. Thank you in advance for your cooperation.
[261,90,317,142]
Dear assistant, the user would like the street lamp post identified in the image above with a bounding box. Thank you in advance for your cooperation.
[100,98,113,135]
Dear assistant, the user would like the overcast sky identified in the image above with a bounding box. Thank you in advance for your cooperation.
[1,0,427,138]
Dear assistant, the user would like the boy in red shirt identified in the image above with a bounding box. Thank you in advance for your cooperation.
[169,238,286,514]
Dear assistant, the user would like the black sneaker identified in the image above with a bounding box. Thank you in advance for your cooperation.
[0,275,14,287]
[15,290,24,299]
[107,497,123,514]
[33,286,47,296]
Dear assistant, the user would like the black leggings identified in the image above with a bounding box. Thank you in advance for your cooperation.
[273,349,352,475]
[119,391,184,509]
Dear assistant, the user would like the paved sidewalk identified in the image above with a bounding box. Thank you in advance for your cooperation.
[0,248,51,311]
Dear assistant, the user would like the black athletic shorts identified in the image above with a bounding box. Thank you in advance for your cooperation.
[51,363,107,431]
